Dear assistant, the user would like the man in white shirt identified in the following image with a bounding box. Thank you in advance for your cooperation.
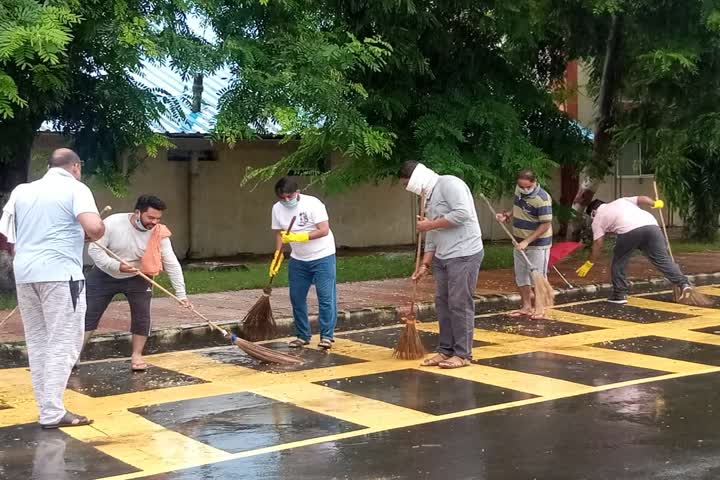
[0,148,104,429]
[576,196,692,303]
[269,177,337,350]
[83,195,190,371]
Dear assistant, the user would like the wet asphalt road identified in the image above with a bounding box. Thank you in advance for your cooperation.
[2,290,720,479]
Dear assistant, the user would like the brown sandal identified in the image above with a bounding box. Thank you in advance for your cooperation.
[420,353,450,367]
[438,356,471,369]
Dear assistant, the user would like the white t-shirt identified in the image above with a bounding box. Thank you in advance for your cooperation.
[592,197,658,240]
[9,168,99,283]
[271,194,336,261]
[88,213,187,298]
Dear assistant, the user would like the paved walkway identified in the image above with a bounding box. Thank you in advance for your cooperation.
[1,251,719,342]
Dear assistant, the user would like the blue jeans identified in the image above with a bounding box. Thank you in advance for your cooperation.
[288,254,337,341]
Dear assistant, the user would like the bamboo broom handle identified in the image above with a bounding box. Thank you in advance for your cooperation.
[415,193,427,272]
[652,181,674,261]
[480,194,537,269]
[269,216,297,287]
[92,242,229,337]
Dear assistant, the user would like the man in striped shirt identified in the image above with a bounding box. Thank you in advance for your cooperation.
[496,169,553,319]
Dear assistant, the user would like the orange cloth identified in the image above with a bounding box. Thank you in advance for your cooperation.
[141,224,172,276]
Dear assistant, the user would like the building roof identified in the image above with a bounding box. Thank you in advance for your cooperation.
[131,63,227,135]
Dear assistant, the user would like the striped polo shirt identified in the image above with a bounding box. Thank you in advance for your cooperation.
[512,185,553,249]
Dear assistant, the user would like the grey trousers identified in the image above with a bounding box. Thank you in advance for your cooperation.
[16,280,86,425]
[432,251,484,359]
[612,225,689,296]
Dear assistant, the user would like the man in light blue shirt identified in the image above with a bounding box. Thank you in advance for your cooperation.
[0,149,104,429]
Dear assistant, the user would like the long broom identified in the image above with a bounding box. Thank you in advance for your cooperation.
[480,194,555,312]
[93,241,303,365]
[652,182,712,307]
[242,216,296,341]
[393,193,428,360]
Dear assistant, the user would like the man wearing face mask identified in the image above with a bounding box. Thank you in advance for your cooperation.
[82,195,191,371]
[399,161,483,369]
[495,169,553,319]
[577,196,692,303]
[270,177,337,350]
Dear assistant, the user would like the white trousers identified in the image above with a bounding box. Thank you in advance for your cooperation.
[16,280,85,425]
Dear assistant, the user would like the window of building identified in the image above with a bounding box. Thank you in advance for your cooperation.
[616,141,653,177]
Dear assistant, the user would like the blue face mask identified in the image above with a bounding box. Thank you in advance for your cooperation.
[281,197,299,208]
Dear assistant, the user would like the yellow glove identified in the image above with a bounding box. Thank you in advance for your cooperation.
[281,230,310,244]
[576,260,594,278]
[269,250,284,277]
[652,199,664,209]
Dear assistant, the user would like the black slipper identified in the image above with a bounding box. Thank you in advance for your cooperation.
[41,412,93,430]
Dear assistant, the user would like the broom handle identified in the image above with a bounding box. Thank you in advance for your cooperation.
[652,181,674,261]
[412,193,427,311]
[269,216,297,287]
[93,242,229,337]
[480,194,536,269]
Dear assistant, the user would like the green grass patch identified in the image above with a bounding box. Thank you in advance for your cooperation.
[153,243,516,297]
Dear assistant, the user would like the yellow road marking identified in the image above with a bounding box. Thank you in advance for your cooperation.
[63,410,232,472]
[427,364,586,397]
[251,382,433,428]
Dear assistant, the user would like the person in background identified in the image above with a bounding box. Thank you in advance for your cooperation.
[577,195,693,303]
[399,161,484,369]
[270,177,337,350]
[495,169,553,319]
[0,148,104,428]
[82,195,191,371]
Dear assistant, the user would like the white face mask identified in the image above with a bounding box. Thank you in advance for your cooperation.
[406,163,440,196]
[134,214,150,231]
[515,184,536,196]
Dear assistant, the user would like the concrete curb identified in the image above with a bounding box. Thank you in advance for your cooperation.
[2,271,720,366]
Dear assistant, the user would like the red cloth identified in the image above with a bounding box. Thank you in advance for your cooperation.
[548,242,583,268]
[140,224,172,276]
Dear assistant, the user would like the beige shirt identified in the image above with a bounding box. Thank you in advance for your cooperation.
[88,213,186,298]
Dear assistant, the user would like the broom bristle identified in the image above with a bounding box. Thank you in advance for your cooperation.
[678,288,714,308]
[393,319,427,360]
[232,336,304,365]
[241,288,278,341]
[531,271,555,311]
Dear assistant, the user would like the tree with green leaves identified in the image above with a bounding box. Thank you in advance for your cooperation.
[201,0,589,195]
[553,0,720,241]
[0,0,220,199]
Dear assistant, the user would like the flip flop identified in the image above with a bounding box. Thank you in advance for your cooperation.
[318,338,333,350]
[420,353,450,367]
[530,313,546,320]
[131,361,148,372]
[508,310,532,318]
[41,411,93,430]
[288,338,310,348]
[438,356,471,369]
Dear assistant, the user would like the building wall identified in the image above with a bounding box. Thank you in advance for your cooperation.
[31,128,677,261]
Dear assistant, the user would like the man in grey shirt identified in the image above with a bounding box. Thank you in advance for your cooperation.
[399,161,484,369]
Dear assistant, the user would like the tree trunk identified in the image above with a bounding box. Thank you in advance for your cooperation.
[567,14,624,240]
